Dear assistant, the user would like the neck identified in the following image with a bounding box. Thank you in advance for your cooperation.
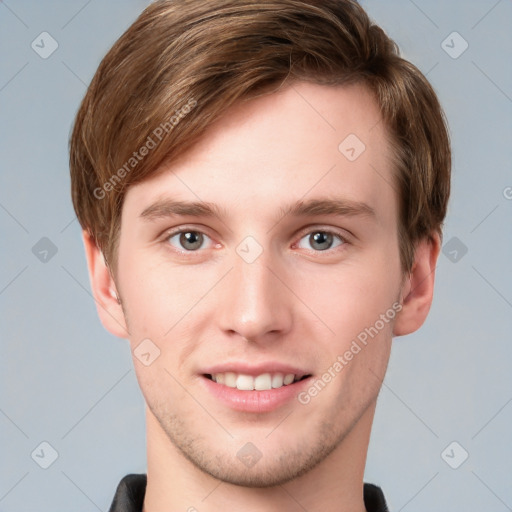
[142,403,376,512]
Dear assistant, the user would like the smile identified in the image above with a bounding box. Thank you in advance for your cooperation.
[201,373,313,413]
[205,372,310,391]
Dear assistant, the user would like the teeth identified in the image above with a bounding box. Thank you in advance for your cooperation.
[283,374,295,385]
[236,374,255,391]
[271,373,284,388]
[254,373,272,390]
[211,372,301,391]
[224,372,237,388]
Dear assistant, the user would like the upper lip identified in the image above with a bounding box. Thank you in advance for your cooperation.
[201,362,311,379]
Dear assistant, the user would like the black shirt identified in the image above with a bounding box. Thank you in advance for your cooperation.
[109,473,389,511]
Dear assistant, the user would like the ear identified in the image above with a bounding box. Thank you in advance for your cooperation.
[82,230,129,339]
[393,232,441,336]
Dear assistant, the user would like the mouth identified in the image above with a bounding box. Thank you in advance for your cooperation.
[200,371,313,413]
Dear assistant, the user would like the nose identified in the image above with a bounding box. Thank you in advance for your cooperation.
[216,246,293,344]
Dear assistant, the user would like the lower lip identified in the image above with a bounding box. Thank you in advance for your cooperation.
[200,375,312,413]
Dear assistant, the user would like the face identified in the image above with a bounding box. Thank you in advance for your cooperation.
[112,82,405,486]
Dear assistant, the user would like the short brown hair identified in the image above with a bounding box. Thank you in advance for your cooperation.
[70,0,450,277]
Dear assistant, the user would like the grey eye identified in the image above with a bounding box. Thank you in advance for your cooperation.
[168,231,208,251]
[297,231,344,251]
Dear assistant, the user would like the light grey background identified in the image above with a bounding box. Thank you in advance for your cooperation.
[1,1,511,511]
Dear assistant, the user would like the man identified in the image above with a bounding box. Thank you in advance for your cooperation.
[69,0,450,510]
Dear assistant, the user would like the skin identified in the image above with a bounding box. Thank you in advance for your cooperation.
[83,81,440,512]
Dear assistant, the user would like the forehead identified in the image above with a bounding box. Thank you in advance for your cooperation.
[122,81,396,228]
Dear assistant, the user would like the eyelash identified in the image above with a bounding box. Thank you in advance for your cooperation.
[160,225,350,257]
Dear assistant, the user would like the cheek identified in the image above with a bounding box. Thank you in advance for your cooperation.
[298,259,400,342]
[306,264,397,404]
[132,361,188,417]
[119,254,210,336]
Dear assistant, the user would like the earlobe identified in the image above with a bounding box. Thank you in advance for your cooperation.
[81,230,129,339]
[393,233,441,337]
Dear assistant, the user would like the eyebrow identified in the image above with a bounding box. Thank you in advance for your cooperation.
[139,197,376,222]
